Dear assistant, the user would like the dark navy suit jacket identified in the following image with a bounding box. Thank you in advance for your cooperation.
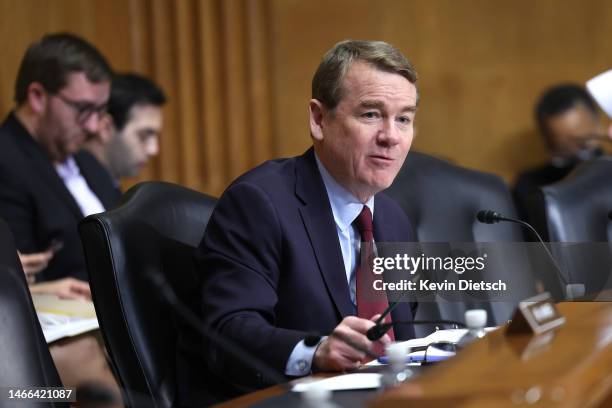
[0,112,121,281]
[198,148,416,391]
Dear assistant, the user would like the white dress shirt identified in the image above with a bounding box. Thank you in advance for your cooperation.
[55,156,106,216]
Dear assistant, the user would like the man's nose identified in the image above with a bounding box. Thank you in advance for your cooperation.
[377,119,401,146]
[146,137,159,157]
[82,111,104,134]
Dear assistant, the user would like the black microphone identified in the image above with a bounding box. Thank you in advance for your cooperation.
[608,211,612,221]
[476,209,571,292]
[366,319,465,341]
[476,210,505,224]
[476,210,547,243]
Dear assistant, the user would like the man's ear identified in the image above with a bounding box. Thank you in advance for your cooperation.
[309,99,327,141]
[97,114,116,144]
[27,82,47,115]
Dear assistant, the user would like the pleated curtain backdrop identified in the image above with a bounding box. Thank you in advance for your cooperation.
[128,0,275,195]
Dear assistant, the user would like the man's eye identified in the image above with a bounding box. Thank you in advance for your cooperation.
[77,104,94,114]
[397,115,414,125]
[362,111,379,119]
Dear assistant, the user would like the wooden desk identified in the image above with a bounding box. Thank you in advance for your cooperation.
[217,302,612,407]
[214,373,339,408]
[373,302,612,408]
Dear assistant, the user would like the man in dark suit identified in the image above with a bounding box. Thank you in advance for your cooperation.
[198,40,419,395]
[0,32,123,403]
[0,33,120,298]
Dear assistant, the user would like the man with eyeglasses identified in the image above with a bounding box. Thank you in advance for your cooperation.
[0,33,121,297]
[0,32,123,403]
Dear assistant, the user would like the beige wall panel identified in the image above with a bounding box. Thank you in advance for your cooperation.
[246,0,274,164]
[198,0,227,195]
[220,0,252,180]
[269,0,612,183]
[150,0,180,184]
[175,0,203,190]
[1,0,611,195]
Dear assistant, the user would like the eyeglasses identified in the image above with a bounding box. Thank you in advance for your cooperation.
[53,93,108,124]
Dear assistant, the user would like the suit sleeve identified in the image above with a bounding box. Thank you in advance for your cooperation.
[197,181,309,390]
[0,163,38,253]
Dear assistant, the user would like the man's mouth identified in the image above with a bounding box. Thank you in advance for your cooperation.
[369,154,394,162]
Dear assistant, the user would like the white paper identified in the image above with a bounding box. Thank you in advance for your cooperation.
[396,328,468,350]
[292,373,381,392]
[365,327,498,366]
[32,294,99,343]
[37,313,99,343]
[399,327,498,349]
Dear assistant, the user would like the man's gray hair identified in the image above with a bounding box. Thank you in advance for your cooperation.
[312,40,418,110]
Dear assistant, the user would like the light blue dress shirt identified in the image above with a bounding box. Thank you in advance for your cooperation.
[284,153,374,376]
[55,156,106,216]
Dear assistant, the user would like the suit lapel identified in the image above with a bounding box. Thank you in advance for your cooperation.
[373,196,399,243]
[32,148,83,219]
[373,195,416,339]
[295,149,354,318]
[5,115,83,219]
[75,152,119,209]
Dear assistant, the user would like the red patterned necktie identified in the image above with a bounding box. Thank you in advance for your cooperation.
[354,205,395,341]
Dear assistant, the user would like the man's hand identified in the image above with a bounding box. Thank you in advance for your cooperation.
[29,277,92,300]
[313,315,391,372]
[18,250,54,283]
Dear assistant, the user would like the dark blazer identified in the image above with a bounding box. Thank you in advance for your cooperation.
[198,148,416,392]
[0,112,121,282]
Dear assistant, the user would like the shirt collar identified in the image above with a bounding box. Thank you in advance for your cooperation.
[55,156,79,179]
[315,153,374,232]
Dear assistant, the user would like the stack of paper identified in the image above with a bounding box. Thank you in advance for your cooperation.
[32,294,99,343]
[292,373,382,392]
[403,328,467,349]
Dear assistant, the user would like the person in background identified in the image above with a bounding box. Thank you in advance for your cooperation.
[0,33,121,294]
[513,84,606,223]
[83,73,166,184]
[0,32,122,402]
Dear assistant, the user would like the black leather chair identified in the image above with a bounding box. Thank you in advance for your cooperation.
[385,152,537,334]
[78,182,217,408]
[0,218,68,407]
[540,157,612,298]
[541,157,612,242]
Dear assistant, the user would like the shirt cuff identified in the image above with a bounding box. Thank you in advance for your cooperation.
[284,336,326,376]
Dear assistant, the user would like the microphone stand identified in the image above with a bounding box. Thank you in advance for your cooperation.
[476,210,576,299]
